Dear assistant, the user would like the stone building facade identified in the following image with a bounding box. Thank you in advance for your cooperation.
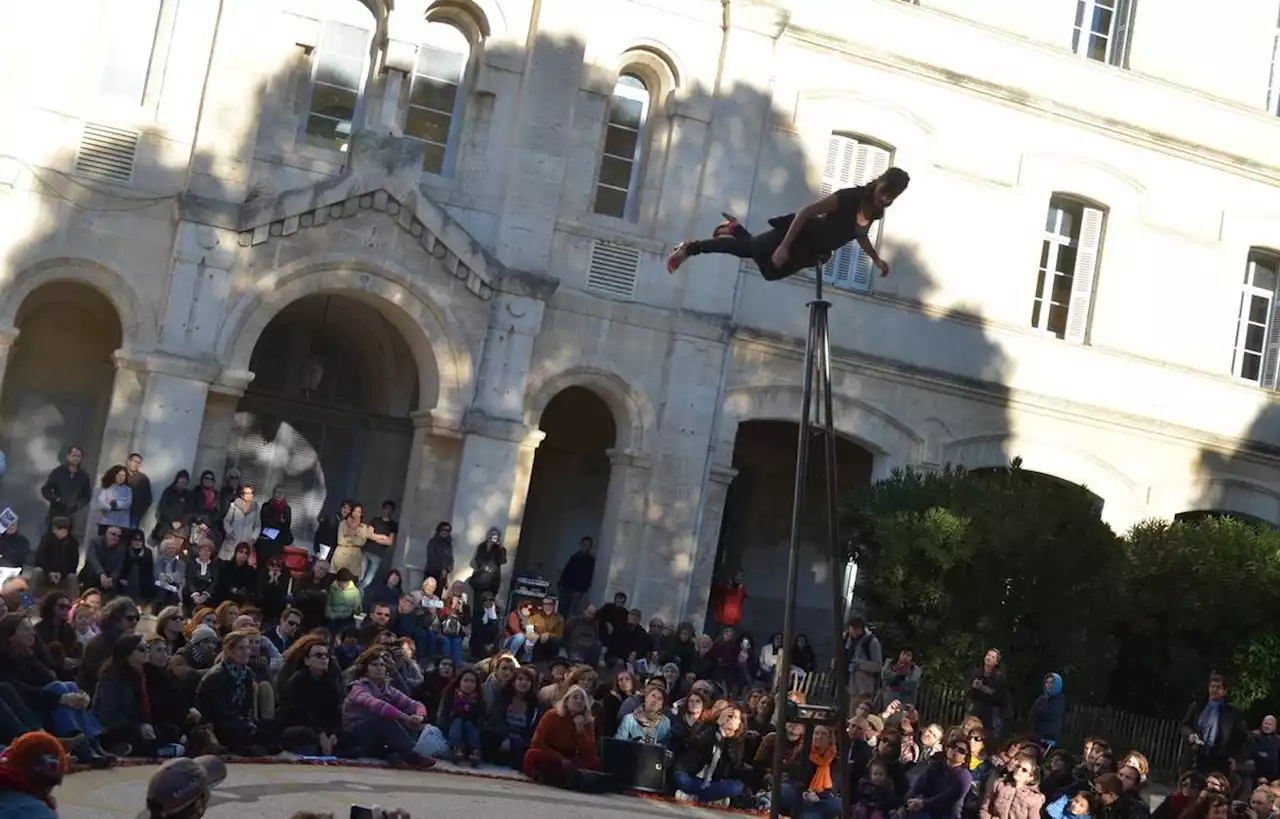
[1,0,1279,642]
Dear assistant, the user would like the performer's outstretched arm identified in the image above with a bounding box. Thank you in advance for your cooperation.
[855,233,890,277]
[772,192,841,270]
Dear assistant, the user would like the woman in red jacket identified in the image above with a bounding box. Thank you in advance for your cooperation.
[523,684,599,789]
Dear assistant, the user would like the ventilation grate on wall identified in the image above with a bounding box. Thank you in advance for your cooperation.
[586,240,641,300]
[74,122,140,183]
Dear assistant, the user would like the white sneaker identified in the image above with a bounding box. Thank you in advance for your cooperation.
[674,791,695,804]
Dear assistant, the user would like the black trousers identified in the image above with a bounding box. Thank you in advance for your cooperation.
[688,224,824,281]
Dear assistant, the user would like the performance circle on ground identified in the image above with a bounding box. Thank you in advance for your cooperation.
[54,761,717,819]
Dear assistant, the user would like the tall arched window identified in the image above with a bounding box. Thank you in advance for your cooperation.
[303,2,376,152]
[593,74,650,220]
[406,21,471,175]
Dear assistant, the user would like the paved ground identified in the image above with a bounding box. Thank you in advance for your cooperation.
[56,761,712,819]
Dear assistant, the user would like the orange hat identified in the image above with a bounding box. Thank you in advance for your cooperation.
[0,731,68,803]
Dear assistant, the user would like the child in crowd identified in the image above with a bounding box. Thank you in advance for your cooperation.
[439,668,485,766]
[853,759,901,819]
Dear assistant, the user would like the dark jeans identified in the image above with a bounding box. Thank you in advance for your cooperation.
[687,224,797,281]
[447,719,481,753]
[672,770,745,803]
[782,784,842,819]
[343,718,418,760]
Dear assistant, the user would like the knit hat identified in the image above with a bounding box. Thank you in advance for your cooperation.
[189,624,218,645]
[145,755,226,817]
[0,731,68,807]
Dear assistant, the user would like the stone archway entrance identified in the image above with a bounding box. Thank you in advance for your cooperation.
[0,281,122,535]
[222,294,424,547]
[711,420,873,649]
[516,387,618,585]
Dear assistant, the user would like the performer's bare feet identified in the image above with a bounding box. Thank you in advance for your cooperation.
[667,241,689,273]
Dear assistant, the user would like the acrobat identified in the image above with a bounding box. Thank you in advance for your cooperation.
[666,167,910,281]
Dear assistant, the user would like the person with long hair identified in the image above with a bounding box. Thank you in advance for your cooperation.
[979,751,1044,819]
[277,635,342,756]
[195,629,272,756]
[778,723,842,819]
[96,465,132,534]
[905,731,972,819]
[340,647,434,768]
[438,668,485,766]
[482,666,542,769]
[213,543,255,604]
[615,683,671,745]
[32,593,77,680]
[523,684,600,789]
[92,633,184,757]
[667,168,910,281]
[671,703,749,804]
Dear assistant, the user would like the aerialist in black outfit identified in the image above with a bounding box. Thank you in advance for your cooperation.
[666,166,910,280]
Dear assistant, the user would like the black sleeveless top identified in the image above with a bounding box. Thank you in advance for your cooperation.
[764,185,880,276]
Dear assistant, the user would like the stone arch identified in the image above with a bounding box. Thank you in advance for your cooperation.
[797,91,938,178]
[395,0,505,41]
[524,365,655,453]
[1152,475,1280,527]
[0,257,155,348]
[216,253,475,423]
[718,384,923,472]
[615,42,684,108]
[943,433,1139,523]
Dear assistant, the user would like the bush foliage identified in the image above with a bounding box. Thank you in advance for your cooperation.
[843,460,1280,718]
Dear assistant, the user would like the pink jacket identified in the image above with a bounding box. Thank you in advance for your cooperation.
[980,779,1045,819]
[341,678,425,734]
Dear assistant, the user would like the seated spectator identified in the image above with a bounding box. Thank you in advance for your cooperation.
[538,659,573,707]
[77,597,139,694]
[69,601,98,649]
[852,758,901,819]
[672,703,749,804]
[668,688,709,756]
[195,629,275,756]
[482,666,542,769]
[77,588,103,614]
[184,540,218,615]
[151,537,185,615]
[615,683,671,745]
[607,608,649,670]
[0,614,110,764]
[213,543,256,604]
[120,529,155,610]
[0,730,69,819]
[438,668,485,765]
[483,655,518,709]
[751,721,805,793]
[293,559,333,632]
[92,633,185,757]
[325,568,362,633]
[142,636,222,756]
[277,635,342,756]
[470,592,502,659]
[599,669,634,738]
[0,521,29,570]
[340,647,435,768]
[32,593,77,680]
[777,723,843,819]
[257,557,290,624]
[32,518,79,599]
[359,602,395,644]
[980,752,1044,819]
[367,570,404,613]
[333,627,362,669]
[436,583,469,668]
[265,607,302,655]
[523,684,600,789]
[905,732,972,819]
[562,605,603,667]
[505,600,536,661]
[212,600,239,637]
[78,526,127,599]
[420,658,454,722]
[529,596,564,661]
[391,636,424,696]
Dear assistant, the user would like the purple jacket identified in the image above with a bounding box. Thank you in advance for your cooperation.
[908,761,972,819]
[342,678,425,734]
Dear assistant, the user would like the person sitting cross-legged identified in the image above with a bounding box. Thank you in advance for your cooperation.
[340,647,435,769]
[195,629,277,756]
[523,684,601,790]
[672,703,751,804]
[92,633,186,757]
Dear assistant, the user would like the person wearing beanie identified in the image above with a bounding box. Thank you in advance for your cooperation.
[145,754,226,819]
[0,730,68,819]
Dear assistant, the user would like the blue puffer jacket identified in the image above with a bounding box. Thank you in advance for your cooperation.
[0,788,58,819]
[1032,672,1066,742]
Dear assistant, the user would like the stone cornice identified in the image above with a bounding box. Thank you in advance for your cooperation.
[605,448,654,470]
[783,24,1280,186]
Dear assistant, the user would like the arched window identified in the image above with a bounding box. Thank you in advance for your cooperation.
[822,134,892,292]
[593,74,650,220]
[406,21,471,175]
[1032,195,1106,344]
[1232,249,1280,387]
[303,2,376,152]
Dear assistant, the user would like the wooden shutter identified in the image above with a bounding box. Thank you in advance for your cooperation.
[850,144,892,291]
[1064,206,1105,345]
[1260,274,1280,389]
[1110,0,1135,67]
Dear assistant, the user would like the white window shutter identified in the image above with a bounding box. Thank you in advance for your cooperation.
[824,135,859,284]
[849,144,892,291]
[1261,277,1280,389]
[1064,207,1104,344]
[1110,0,1134,67]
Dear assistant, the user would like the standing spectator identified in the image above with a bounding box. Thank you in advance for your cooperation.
[882,648,923,708]
[966,649,1010,740]
[120,529,156,609]
[1253,715,1280,783]
[1181,673,1246,774]
[220,485,260,562]
[1031,673,1066,749]
[0,731,69,819]
[598,592,628,653]
[711,570,748,634]
[424,521,454,589]
[124,453,152,529]
[257,487,293,569]
[95,465,132,535]
[39,445,91,533]
[845,617,883,700]
[362,500,399,590]
[468,527,506,618]
[79,526,127,598]
[557,537,596,617]
[151,471,194,545]
[32,517,77,597]
[314,500,351,559]
[0,520,30,570]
